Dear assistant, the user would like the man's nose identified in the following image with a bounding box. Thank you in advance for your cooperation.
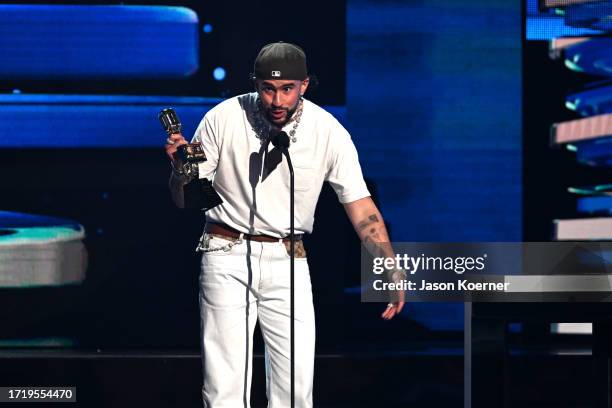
[273,92,282,107]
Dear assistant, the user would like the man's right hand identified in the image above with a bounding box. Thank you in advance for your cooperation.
[165,133,189,164]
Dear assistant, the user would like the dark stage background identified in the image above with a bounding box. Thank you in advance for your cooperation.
[0,0,524,364]
[12,1,612,407]
[0,0,525,352]
[523,41,612,240]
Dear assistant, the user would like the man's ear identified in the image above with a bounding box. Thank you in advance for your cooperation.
[250,75,259,92]
[300,78,310,95]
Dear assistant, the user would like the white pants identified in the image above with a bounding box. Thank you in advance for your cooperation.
[198,233,315,408]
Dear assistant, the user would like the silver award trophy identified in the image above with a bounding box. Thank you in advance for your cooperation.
[159,108,223,211]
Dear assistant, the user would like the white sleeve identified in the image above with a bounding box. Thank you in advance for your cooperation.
[325,126,371,204]
[191,112,220,180]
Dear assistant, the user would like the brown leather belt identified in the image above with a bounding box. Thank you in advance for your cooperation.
[205,222,302,243]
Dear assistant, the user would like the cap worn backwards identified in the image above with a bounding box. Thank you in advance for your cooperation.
[253,42,308,80]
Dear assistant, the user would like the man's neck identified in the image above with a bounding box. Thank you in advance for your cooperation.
[262,101,302,130]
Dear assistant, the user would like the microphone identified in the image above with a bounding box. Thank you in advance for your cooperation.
[271,131,290,151]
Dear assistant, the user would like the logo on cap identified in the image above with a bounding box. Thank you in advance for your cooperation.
[271,71,281,77]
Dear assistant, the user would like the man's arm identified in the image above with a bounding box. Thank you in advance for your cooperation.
[168,169,190,208]
[343,196,405,320]
[166,114,221,209]
[165,133,190,208]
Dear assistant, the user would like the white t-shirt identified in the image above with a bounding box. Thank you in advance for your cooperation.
[192,92,370,237]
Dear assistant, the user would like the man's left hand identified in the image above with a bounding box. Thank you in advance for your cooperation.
[381,290,405,320]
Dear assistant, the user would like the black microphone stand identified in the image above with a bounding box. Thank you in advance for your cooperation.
[284,149,295,408]
[272,132,295,408]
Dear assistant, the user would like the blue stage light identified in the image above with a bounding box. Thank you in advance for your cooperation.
[203,23,213,33]
[213,67,226,81]
[0,94,344,147]
[0,5,200,79]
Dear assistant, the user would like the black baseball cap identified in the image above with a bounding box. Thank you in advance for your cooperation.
[253,42,308,80]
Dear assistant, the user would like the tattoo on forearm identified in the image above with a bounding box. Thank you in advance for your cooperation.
[358,214,389,259]
[357,214,379,231]
[362,234,386,258]
[358,214,406,286]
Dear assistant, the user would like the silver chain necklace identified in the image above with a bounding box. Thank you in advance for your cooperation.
[249,96,304,144]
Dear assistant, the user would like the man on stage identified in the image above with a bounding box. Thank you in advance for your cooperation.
[165,42,404,408]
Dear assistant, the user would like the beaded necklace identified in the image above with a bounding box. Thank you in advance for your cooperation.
[249,96,304,145]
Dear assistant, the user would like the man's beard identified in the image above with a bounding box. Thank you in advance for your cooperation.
[265,102,299,127]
